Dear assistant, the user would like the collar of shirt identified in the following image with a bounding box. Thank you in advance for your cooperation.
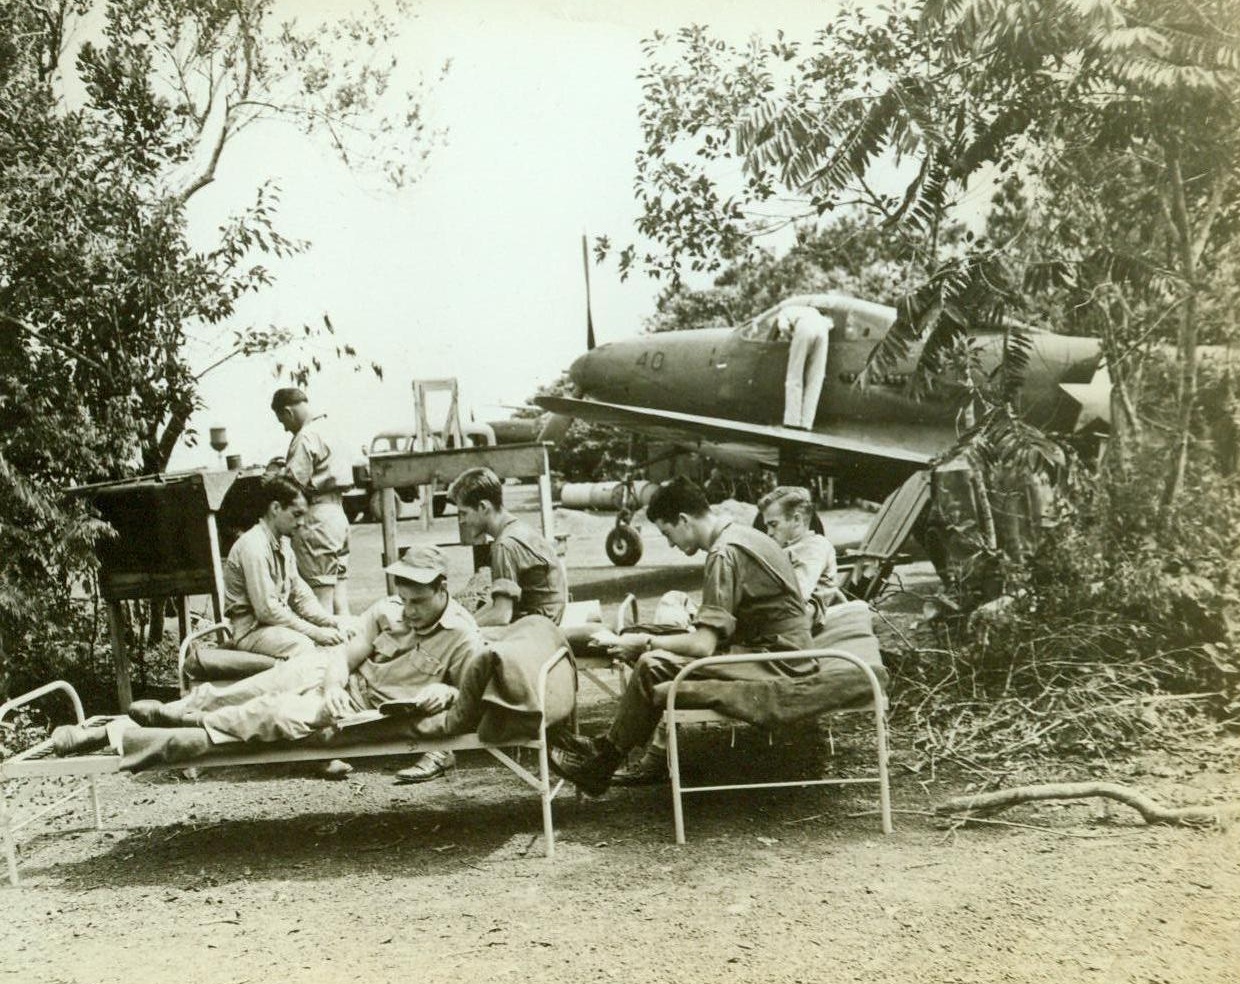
[386,597,471,641]
[496,515,520,538]
[705,518,733,553]
[258,521,282,555]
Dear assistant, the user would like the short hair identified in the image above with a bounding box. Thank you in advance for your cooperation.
[256,475,305,512]
[270,387,308,412]
[448,467,504,510]
[647,476,711,525]
[758,485,815,524]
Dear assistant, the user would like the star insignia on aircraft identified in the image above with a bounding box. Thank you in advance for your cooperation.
[1059,366,1113,432]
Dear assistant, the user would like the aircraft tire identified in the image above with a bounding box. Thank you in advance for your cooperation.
[605,524,643,567]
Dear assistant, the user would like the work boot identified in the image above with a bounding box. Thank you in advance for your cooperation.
[127,699,201,728]
[548,736,624,798]
[52,725,110,757]
[612,750,668,786]
[394,750,454,784]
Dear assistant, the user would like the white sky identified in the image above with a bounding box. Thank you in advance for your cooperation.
[171,0,848,470]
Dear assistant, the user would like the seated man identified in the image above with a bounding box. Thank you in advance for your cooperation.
[448,466,567,627]
[758,485,840,633]
[549,477,814,797]
[53,547,484,764]
[223,475,351,661]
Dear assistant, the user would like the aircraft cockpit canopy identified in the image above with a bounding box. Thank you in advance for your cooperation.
[741,293,897,343]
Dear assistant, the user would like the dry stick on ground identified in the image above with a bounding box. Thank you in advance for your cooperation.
[937,782,1240,828]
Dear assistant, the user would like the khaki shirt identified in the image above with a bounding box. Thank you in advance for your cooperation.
[785,531,838,629]
[286,415,352,499]
[695,521,813,655]
[489,517,567,624]
[347,597,484,708]
[223,523,333,638]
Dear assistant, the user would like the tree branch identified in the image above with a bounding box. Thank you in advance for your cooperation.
[0,313,114,383]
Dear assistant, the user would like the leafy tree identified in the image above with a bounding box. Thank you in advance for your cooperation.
[614,2,1240,516]
[0,0,441,694]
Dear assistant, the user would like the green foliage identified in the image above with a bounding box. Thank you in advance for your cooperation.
[618,1,1240,519]
[0,1,439,697]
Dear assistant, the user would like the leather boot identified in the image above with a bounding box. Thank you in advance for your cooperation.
[548,736,624,797]
[52,725,110,757]
[127,699,201,728]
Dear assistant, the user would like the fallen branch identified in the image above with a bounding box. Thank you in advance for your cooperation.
[937,782,1238,828]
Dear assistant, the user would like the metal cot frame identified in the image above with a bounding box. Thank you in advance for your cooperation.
[0,649,572,886]
[662,647,893,844]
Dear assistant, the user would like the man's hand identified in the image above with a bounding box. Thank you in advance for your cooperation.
[320,685,354,721]
[608,632,651,662]
[330,616,358,639]
[309,625,346,646]
[411,683,457,715]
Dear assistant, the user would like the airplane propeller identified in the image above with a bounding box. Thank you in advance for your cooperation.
[582,232,596,352]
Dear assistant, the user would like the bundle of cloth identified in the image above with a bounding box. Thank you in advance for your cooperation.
[646,599,886,726]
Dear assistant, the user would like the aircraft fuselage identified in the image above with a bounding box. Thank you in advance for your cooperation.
[569,321,1102,459]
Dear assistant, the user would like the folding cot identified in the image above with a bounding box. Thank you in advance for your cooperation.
[0,643,572,886]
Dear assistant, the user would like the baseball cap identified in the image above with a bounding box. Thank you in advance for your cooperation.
[384,544,448,584]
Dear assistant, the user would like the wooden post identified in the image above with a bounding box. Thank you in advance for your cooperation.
[381,487,399,596]
[176,595,190,641]
[106,600,132,711]
[537,447,554,539]
[204,513,226,622]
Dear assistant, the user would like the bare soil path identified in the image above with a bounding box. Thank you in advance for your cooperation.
[4,504,1238,983]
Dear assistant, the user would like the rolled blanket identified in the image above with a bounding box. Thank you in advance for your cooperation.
[651,601,887,727]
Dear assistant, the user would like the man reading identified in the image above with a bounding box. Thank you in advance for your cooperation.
[549,477,813,797]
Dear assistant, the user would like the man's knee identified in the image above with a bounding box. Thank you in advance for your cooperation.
[240,628,317,661]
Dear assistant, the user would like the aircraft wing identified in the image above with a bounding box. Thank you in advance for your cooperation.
[535,396,936,477]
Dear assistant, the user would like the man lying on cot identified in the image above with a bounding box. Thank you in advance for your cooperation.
[52,546,484,766]
[549,476,814,797]
[224,475,355,662]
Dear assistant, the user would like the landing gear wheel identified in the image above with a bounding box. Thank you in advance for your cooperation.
[605,524,643,567]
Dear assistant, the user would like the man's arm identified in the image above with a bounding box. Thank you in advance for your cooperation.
[786,541,820,601]
[475,538,521,626]
[609,624,719,661]
[284,429,318,490]
[287,569,338,628]
[472,593,515,627]
[237,535,327,638]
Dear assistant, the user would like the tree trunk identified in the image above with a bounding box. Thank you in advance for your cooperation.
[1159,154,1200,524]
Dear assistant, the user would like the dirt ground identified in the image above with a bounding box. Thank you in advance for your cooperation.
[4,507,1240,983]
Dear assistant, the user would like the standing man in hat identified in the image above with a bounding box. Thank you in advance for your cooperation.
[271,387,354,615]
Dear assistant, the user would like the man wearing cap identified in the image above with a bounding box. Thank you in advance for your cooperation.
[272,387,354,615]
[448,466,567,627]
[74,547,484,765]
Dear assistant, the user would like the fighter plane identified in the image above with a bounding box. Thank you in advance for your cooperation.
[536,292,1112,562]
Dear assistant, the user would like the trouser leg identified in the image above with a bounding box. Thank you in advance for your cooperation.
[799,327,828,429]
[605,652,691,753]
[784,327,810,427]
[171,650,335,715]
[201,690,343,743]
[234,624,318,661]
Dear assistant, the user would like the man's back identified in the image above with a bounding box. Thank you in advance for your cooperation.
[699,522,812,654]
[490,516,567,624]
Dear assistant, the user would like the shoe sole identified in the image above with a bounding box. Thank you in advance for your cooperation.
[393,768,447,784]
